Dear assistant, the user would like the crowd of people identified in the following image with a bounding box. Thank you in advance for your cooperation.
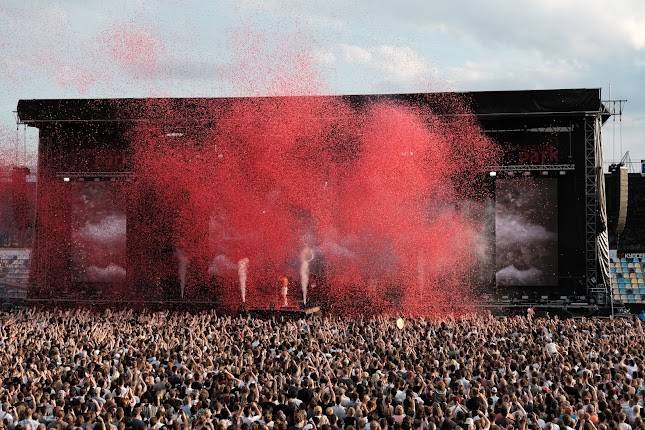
[0,308,643,430]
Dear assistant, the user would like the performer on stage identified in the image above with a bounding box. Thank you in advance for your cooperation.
[280,276,289,307]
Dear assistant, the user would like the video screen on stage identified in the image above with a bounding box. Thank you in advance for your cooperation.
[70,183,127,284]
[495,178,558,286]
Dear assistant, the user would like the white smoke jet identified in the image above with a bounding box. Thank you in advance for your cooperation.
[280,276,289,307]
[237,257,249,303]
[299,246,314,305]
[175,248,189,299]
[417,251,425,291]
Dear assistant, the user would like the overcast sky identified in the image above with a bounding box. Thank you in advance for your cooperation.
[1,0,643,167]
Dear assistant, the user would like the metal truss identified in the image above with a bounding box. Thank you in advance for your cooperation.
[488,164,575,172]
[55,171,134,181]
[584,115,607,303]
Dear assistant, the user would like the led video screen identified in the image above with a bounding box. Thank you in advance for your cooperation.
[495,178,558,286]
[70,183,127,284]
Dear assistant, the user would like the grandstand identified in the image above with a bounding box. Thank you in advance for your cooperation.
[0,248,30,299]
[611,256,645,304]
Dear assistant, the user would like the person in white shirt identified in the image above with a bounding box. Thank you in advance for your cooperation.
[395,388,406,403]
[624,358,639,378]
[545,422,560,430]
[239,403,262,426]
[618,412,632,430]
[545,341,559,356]
[0,404,14,428]
[332,398,346,419]
[18,409,39,430]
[457,375,471,393]
[490,387,499,405]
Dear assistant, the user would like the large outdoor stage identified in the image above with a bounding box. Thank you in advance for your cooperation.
[14,89,611,310]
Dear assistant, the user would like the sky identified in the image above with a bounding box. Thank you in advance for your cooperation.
[0,0,643,169]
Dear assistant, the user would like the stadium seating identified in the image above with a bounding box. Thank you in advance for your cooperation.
[610,256,645,304]
[0,249,31,299]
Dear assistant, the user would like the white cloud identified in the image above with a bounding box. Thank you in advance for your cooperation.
[371,0,645,59]
[439,54,585,91]
[307,14,346,31]
[624,18,645,50]
[312,49,336,65]
[340,44,431,81]
[341,44,372,63]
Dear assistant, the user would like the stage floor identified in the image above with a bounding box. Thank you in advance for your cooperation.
[3,296,322,316]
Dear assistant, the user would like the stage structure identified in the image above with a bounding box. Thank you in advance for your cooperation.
[16,89,610,308]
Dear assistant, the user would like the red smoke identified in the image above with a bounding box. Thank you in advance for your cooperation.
[128,95,499,314]
[100,27,163,79]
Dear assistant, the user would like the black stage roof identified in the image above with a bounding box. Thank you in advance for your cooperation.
[17,88,609,124]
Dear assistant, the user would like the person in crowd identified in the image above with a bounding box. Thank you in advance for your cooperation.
[0,308,643,429]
